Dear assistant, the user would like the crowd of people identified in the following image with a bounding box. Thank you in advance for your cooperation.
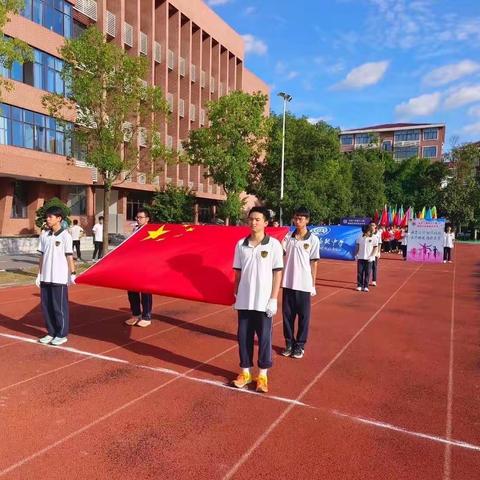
[33,206,455,392]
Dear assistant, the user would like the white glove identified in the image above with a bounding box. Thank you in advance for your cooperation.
[311,286,317,297]
[35,273,41,288]
[69,274,76,285]
[265,298,277,317]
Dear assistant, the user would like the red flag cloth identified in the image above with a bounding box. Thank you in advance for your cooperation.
[373,210,379,224]
[380,209,388,227]
[76,224,290,306]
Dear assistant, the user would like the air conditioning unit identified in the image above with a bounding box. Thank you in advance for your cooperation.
[168,50,175,70]
[210,77,215,93]
[105,11,116,37]
[91,167,98,183]
[177,179,184,186]
[190,104,196,121]
[166,135,173,149]
[140,32,148,55]
[122,170,132,182]
[152,175,160,186]
[179,57,186,77]
[201,70,206,88]
[124,22,133,48]
[154,42,161,63]
[122,121,133,142]
[74,0,97,21]
[200,109,205,126]
[167,93,174,112]
[138,127,147,147]
[137,172,146,184]
[219,82,224,96]
[166,176,172,184]
[179,99,185,118]
[190,64,196,82]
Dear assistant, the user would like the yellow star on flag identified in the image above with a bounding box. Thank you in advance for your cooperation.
[184,226,194,232]
[142,225,170,241]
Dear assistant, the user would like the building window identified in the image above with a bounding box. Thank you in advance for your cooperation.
[67,186,86,215]
[11,181,28,218]
[394,129,420,142]
[0,103,72,156]
[73,19,87,39]
[22,0,72,38]
[423,146,437,158]
[423,128,438,140]
[382,140,392,152]
[340,135,353,145]
[355,133,374,145]
[394,146,419,160]
[0,44,67,96]
[126,192,152,221]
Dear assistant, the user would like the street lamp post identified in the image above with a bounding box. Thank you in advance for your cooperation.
[278,92,292,226]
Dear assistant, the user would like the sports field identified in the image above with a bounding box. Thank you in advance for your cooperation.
[0,244,478,479]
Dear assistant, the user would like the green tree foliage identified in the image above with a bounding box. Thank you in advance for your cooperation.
[184,91,270,224]
[0,1,33,96]
[42,27,169,253]
[149,185,195,223]
[439,144,480,229]
[35,197,71,229]
[250,115,350,224]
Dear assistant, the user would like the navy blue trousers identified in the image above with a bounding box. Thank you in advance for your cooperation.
[282,288,311,348]
[357,260,371,289]
[371,257,378,282]
[128,291,153,319]
[40,283,69,337]
[237,310,273,369]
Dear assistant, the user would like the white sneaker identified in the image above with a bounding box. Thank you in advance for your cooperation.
[371,281,377,287]
[38,335,54,344]
[364,288,369,292]
[136,319,151,328]
[356,287,362,291]
[443,260,447,263]
[51,337,68,346]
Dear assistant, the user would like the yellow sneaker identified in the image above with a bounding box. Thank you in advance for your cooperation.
[256,375,268,393]
[233,372,252,389]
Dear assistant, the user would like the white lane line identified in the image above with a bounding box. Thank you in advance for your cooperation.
[222,265,423,480]
[3,326,480,457]
[443,261,457,480]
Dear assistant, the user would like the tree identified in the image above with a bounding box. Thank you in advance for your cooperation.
[0,1,32,96]
[184,91,270,224]
[35,197,71,229]
[149,185,195,223]
[42,27,170,254]
[250,114,351,224]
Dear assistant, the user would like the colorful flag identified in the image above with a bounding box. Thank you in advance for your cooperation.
[373,210,379,224]
[432,206,437,219]
[76,224,290,306]
[380,207,388,227]
[425,208,432,220]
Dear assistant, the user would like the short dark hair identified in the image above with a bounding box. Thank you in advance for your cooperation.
[248,206,270,222]
[44,206,64,219]
[294,207,310,218]
[136,208,150,218]
[73,219,78,225]
[98,216,104,221]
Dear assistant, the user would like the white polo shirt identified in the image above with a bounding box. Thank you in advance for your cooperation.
[92,223,103,242]
[444,232,455,248]
[372,231,382,258]
[38,228,73,285]
[356,234,378,261]
[282,230,320,292]
[233,235,283,312]
[69,224,84,241]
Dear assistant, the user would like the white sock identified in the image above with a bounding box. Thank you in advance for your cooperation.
[242,368,250,375]
[259,369,268,377]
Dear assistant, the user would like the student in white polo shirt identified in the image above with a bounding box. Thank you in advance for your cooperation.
[92,216,104,260]
[369,222,381,287]
[36,206,76,346]
[355,224,378,292]
[444,226,455,263]
[232,207,283,393]
[281,207,320,359]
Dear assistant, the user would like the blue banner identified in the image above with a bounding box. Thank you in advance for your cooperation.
[307,225,362,260]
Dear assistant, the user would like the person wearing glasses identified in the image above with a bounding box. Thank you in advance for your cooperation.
[125,208,153,327]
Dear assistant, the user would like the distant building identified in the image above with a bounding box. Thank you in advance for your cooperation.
[339,123,445,161]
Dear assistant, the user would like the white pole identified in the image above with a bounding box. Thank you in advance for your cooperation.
[280,98,287,226]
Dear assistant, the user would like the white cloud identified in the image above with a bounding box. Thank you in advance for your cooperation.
[286,71,299,80]
[241,34,268,55]
[333,61,389,90]
[462,122,480,136]
[444,85,480,109]
[423,60,480,87]
[275,61,298,81]
[395,92,441,119]
[468,105,480,117]
[307,116,333,124]
[244,6,256,15]
[206,0,231,5]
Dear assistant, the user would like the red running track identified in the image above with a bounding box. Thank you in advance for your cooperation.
[0,244,479,479]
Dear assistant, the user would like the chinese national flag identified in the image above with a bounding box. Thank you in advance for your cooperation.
[76,224,289,306]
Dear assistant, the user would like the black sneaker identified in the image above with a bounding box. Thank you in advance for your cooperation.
[292,346,304,359]
[281,345,293,357]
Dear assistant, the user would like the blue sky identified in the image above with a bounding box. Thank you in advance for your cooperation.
[206,0,480,147]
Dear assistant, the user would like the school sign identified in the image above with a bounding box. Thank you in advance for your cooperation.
[308,225,361,261]
[407,219,445,263]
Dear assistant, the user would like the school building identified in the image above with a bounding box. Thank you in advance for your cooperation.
[339,123,446,161]
[0,0,269,237]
